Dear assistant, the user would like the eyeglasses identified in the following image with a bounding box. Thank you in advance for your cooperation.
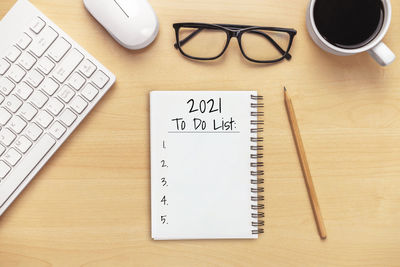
[173,23,297,63]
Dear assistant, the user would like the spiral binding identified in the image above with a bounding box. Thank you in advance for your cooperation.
[250,94,265,234]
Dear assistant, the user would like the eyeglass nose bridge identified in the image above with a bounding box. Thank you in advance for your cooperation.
[229,30,241,38]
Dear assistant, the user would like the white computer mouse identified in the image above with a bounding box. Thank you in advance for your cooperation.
[83,0,159,50]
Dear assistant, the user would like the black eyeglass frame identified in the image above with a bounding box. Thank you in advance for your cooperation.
[173,23,297,63]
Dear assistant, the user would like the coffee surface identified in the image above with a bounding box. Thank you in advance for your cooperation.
[314,0,384,49]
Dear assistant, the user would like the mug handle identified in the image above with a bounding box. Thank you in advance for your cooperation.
[368,42,396,66]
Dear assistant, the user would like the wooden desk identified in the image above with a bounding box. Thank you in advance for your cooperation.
[0,0,399,266]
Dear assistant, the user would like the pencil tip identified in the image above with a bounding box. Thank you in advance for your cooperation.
[284,86,287,91]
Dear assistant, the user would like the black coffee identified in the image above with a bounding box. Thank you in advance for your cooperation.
[313,0,384,49]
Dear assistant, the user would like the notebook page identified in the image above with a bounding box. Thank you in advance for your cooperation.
[150,91,258,240]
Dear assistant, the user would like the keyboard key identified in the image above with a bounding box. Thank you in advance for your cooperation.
[26,123,43,141]
[4,95,23,113]
[8,116,27,134]
[15,136,32,154]
[26,69,44,88]
[57,85,75,103]
[40,78,59,96]
[0,128,16,146]
[78,59,96,78]
[59,108,77,127]
[0,77,15,95]
[0,161,11,179]
[18,52,37,70]
[53,49,84,83]
[81,83,99,101]
[0,108,12,125]
[92,70,110,89]
[18,103,37,121]
[6,46,21,62]
[0,134,55,205]
[30,17,46,34]
[70,96,88,114]
[29,26,58,58]
[46,98,64,116]
[7,65,26,83]
[68,72,86,90]
[30,90,48,108]
[35,110,53,128]
[48,37,71,62]
[49,121,66,139]
[0,59,11,75]
[37,57,55,75]
[15,82,33,100]
[16,33,33,50]
[4,148,22,166]
[0,144,5,156]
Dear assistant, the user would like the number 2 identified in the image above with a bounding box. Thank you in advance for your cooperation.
[187,99,198,113]
[161,160,168,167]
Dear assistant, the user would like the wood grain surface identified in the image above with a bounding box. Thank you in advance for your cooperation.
[0,0,399,266]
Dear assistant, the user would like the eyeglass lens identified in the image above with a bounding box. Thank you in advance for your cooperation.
[178,27,227,59]
[240,30,290,61]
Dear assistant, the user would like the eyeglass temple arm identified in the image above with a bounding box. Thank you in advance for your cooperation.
[174,28,203,49]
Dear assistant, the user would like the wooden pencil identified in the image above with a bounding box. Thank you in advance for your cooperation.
[284,87,327,240]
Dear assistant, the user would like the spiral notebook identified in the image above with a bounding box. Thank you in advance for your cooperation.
[150,91,264,240]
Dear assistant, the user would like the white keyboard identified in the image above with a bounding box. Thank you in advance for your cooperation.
[0,0,115,216]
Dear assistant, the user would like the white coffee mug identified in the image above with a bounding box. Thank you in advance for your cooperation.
[306,0,395,66]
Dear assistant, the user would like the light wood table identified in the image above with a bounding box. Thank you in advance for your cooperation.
[1,0,399,266]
